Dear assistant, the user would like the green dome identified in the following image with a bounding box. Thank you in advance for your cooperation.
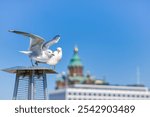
[68,47,83,67]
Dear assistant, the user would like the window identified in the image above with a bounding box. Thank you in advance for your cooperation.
[93,93,96,96]
[117,94,120,97]
[136,95,139,98]
[141,95,144,98]
[127,95,130,97]
[122,94,125,97]
[146,95,149,98]
[132,95,135,97]
[113,94,116,97]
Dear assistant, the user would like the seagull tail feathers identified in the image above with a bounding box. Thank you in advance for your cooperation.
[19,51,32,55]
[8,29,15,32]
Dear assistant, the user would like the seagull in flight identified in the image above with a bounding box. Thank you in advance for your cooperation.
[9,30,62,68]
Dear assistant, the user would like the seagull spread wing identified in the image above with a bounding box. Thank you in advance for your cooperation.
[42,35,60,50]
[9,30,45,51]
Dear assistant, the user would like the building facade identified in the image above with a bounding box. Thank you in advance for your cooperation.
[49,47,150,100]
[50,84,150,100]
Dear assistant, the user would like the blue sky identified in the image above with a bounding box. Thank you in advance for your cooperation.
[0,0,150,99]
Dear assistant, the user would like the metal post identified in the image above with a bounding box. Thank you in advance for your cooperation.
[43,72,48,100]
[31,71,34,100]
[28,71,34,100]
[12,72,19,100]
[28,72,31,100]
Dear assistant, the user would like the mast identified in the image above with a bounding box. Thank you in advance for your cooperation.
[136,66,140,85]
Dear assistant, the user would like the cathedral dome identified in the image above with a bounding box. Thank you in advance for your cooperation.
[68,46,83,67]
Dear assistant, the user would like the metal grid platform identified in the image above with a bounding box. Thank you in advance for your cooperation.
[2,66,57,74]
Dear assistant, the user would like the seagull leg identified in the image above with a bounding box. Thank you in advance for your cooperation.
[31,59,34,66]
[53,65,56,70]
[35,61,38,66]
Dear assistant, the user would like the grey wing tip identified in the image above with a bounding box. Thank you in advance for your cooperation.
[55,34,60,37]
[54,35,61,43]
[54,35,61,40]
[8,30,25,35]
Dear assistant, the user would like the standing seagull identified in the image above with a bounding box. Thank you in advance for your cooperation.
[9,30,62,68]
